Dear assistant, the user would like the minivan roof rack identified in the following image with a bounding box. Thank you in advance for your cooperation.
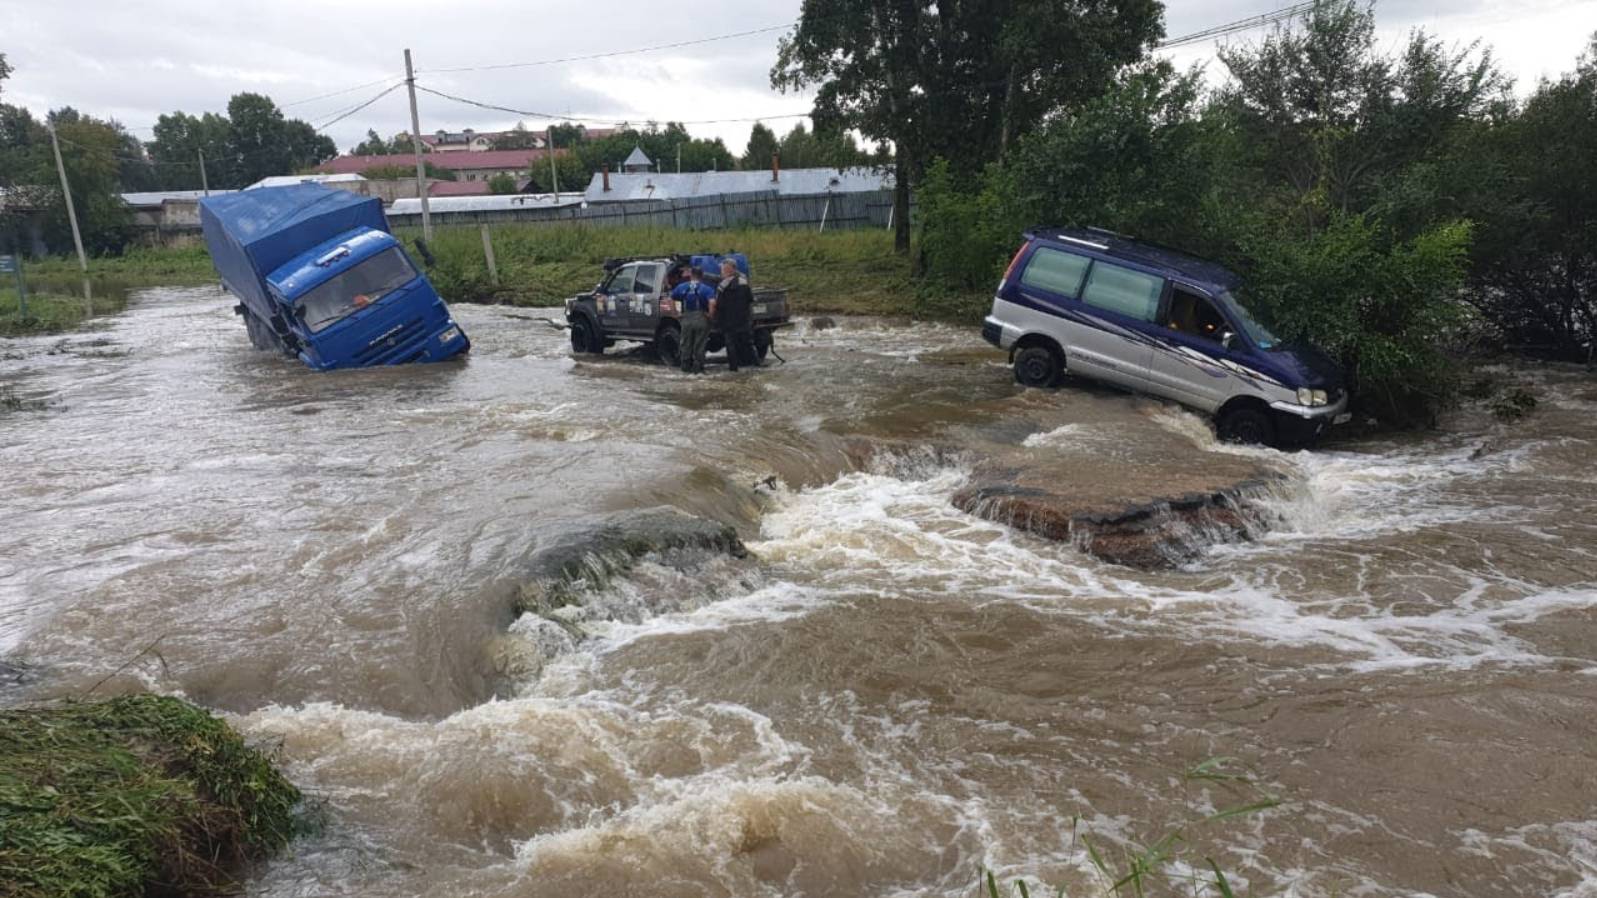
[1029,226,1242,291]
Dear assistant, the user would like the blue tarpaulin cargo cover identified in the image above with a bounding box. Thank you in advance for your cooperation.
[199,185,389,312]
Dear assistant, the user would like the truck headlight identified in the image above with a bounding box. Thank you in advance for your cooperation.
[439,326,461,344]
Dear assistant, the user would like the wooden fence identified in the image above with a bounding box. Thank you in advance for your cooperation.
[387,188,899,231]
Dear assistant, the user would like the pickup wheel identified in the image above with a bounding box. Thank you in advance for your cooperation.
[1013,345,1063,388]
[570,315,602,354]
[754,329,772,362]
[655,323,682,367]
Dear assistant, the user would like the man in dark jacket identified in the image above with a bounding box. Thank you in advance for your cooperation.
[711,258,757,371]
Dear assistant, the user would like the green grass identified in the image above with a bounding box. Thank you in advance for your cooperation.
[22,244,215,283]
[0,694,302,898]
[17,225,993,321]
[407,224,948,316]
[0,289,127,337]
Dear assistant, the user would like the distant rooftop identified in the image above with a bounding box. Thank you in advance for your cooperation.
[246,174,366,190]
[389,192,587,214]
[585,167,893,203]
[121,189,229,207]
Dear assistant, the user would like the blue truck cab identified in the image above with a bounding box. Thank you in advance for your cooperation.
[199,184,468,370]
[982,227,1349,446]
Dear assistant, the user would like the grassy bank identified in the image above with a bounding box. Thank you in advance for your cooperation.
[22,245,214,283]
[408,224,949,316]
[1,289,128,337]
[17,226,989,321]
[0,694,302,898]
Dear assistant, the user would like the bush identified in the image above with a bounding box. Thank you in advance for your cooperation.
[1241,214,1473,425]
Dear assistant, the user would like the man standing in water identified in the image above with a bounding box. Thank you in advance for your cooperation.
[711,257,756,371]
[671,266,714,373]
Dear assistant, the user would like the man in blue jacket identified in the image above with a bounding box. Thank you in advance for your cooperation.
[670,266,715,373]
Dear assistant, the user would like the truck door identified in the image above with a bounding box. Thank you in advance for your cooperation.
[598,264,637,333]
[627,263,664,334]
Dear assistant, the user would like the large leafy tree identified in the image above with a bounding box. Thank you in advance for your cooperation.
[150,110,235,189]
[773,0,1162,253]
[148,94,333,189]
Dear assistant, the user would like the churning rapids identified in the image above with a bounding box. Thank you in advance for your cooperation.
[3,286,1596,897]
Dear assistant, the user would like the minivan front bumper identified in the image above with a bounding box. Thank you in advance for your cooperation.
[1269,392,1350,422]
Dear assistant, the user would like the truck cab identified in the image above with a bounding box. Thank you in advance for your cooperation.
[200,184,468,371]
[266,229,467,369]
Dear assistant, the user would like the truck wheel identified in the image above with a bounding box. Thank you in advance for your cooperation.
[1013,345,1063,388]
[242,312,272,351]
[570,316,602,354]
[1217,406,1276,446]
[655,324,682,367]
[754,329,772,362]
[706,334,725,354]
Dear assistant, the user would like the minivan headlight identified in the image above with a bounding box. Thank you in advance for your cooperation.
[1296,388,1328,407]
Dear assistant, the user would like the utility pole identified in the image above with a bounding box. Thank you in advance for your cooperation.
[676,144,681,174]
[404,48,432,241]
[47,122,88,275]
[198,148,210,196]
[547,126,558,195]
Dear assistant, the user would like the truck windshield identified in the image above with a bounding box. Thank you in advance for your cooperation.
[1217,290,1282,351]
[296,247,417,333]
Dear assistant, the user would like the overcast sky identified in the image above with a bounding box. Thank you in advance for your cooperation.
[2,0,1593,156]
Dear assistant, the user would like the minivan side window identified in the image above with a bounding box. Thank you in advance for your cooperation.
[1080,261,1164,322]
[1166,286,1229,343]
[1019,247,1091,298]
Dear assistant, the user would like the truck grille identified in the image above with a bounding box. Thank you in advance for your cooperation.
[353,317,429,366]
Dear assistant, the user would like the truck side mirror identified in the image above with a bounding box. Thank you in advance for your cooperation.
[413,237,436,268]
[1221,330,1236,350]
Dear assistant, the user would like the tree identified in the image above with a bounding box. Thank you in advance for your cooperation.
[0,53,10,101]
[360,160,457,182]
[351,129,390,155]
[773,0,1163,253]
[1465,33,1597,359]
[486,172,518,194]
[742,123,779,170]
[149,111,234,189]
[523,152,591,194]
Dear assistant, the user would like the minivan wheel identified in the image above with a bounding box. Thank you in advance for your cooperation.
[1217,406,1276,446]
[1013,345,1063,388]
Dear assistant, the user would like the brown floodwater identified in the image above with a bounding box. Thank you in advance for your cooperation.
[1,287,1594,897]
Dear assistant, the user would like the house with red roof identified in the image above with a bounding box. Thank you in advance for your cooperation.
[317,148,555,186]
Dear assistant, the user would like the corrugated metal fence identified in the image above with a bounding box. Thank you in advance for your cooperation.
[388,188,897,231]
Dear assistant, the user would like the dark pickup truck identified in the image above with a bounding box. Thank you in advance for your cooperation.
[563,253,791,366]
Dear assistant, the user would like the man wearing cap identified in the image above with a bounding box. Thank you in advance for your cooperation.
[711,258,757,371]
[670,266,715,374]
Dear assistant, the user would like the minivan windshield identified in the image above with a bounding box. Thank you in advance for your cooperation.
[296,247,417,333]
[1217,290,1281,350]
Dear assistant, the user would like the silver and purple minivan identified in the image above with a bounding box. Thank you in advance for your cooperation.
[982,227,1349,446]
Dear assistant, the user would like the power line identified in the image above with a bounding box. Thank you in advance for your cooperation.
[1157,1,1318,49]
[419,23,795,74]
[413,84,813,128]
[313,82,405,131]
[282,75,404,109]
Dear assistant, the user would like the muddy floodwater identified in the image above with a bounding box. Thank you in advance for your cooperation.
[3,287,1596,897]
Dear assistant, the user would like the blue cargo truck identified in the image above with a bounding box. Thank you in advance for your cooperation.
[199,184,468,370]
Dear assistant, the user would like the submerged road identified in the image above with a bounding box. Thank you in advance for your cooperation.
[2,287,1595,896]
